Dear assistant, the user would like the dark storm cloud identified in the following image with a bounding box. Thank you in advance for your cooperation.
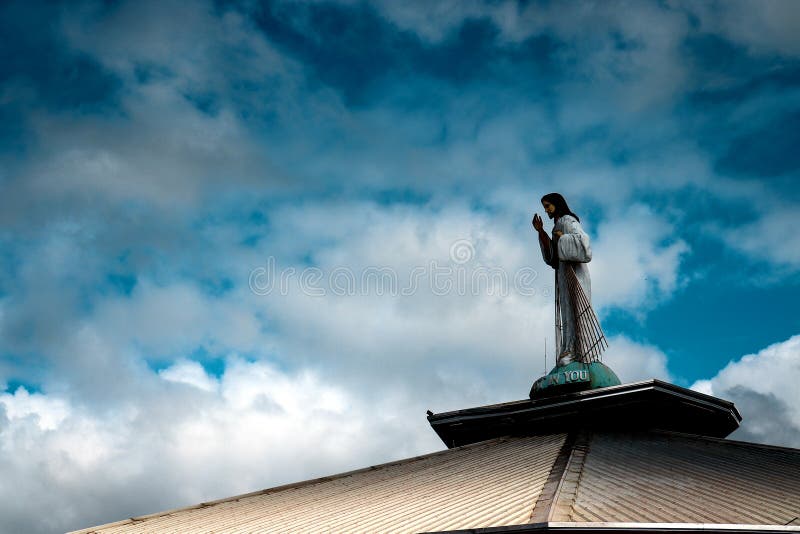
[717,111,800,178]
[231,0,800,196]
[679,32,800,182]
[237,0,561,107]
[0,1,122,150]
[726,386,800,448]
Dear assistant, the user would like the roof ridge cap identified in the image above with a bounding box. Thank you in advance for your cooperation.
[548,430,591,521]
[529,431,589,523]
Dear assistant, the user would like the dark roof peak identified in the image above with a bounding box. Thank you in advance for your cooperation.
[428,379,742,448]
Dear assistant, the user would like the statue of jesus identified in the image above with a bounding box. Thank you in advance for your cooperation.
[532,193,607,366]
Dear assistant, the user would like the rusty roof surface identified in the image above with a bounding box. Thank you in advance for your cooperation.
[551,432,800,525]
[71,431,800,533]
[71,434,566,534]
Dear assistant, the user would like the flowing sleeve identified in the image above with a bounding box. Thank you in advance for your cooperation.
[557,216,592,263]
[538,231,557,269]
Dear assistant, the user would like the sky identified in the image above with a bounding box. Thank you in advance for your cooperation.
[1,0,799,532]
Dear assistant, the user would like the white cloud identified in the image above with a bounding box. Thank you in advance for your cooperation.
[603,335,673,383]
[691,378,713,396]
[717,206,800,269]
[94,281,263,356]
[0,387,69,431]
[159,360,219,392]
[0,0,300,224]
[0,193,694,532]
[239,198,688,391]
[0,361,443,534]
[586,204,689,313]
[4,192,683,407]
[690,335,800,448]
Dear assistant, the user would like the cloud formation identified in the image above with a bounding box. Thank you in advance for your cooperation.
[692,335,800,448]
[0,360,443,533]
[0,0,799,532]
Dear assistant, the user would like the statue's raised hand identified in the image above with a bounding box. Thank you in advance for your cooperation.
[532,213,544,232]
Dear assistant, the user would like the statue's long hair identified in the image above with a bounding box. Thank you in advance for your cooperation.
[541,193,580,222]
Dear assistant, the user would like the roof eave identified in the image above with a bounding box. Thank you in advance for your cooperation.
[423,522,800,534]
[428,379,742,447]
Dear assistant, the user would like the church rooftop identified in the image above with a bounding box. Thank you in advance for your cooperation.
[70,429,800,533]
[71,380,800,533]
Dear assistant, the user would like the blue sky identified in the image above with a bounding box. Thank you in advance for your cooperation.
[1,1,800,532]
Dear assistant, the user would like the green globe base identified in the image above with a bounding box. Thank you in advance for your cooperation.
[529,361,621,399]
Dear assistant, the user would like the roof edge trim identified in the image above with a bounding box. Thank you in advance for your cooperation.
[424,521,800,533]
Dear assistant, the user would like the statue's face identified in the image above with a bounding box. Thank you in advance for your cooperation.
[542,200,556,219]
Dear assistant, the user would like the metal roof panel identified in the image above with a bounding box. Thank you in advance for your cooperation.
[553,432,800,525]
[70,434,566,534]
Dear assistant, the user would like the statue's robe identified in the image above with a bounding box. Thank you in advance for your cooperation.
[538,214,606,365]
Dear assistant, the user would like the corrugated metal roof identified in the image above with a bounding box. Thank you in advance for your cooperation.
[554,432,800,525]
[71,434,566,534]
[71,431,800,533]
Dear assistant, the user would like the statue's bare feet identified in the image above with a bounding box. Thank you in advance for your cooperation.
[557,350,574,367]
